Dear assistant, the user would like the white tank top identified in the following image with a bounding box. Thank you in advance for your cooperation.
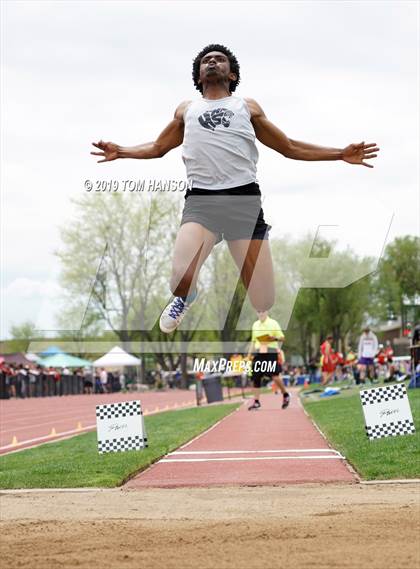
[182,95,259,190]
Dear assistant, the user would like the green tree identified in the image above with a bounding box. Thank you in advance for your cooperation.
[56,192,185,378]
[56,192,212,383]
[56,192,181,338]
[282,235,374,361]
[9,321,37,352]
[373,235,420,321]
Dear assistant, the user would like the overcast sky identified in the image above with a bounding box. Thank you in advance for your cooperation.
[1,0,418,338]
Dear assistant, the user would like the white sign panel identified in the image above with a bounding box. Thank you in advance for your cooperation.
[96,400,148,454]
[360,384,415,440]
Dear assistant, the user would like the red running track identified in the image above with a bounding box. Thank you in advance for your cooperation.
[125,392,356,488]
[0,390,206,454]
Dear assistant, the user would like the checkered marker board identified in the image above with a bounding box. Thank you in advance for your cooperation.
[360,384,415,441]
[96,400,148,454]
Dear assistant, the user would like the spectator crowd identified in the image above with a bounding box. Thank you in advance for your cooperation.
[0,363,127,400]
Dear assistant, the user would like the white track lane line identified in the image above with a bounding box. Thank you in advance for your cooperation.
[160,455,346,463]
[168,449,342,455]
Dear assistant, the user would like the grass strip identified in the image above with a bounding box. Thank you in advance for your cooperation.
[302,386,420,480]
[0,403,239,489]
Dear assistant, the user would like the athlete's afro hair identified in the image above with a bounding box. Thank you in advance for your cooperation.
[192,44,240,94]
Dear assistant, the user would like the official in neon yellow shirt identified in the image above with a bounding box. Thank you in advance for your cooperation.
[251,315,284,350]
[247,311,290,410]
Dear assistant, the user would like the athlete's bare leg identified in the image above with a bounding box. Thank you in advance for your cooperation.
[272,374,287,394]
[321,371,333,385]
[252,386,261,401]
[169,222,218,297]
[227,239,275,311]
[367,364,375,382]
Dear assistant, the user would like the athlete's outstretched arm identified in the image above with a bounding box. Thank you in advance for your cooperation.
[245,98,379,168]
[91,101,191,163]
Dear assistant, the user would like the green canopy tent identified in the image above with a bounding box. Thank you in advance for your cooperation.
[39,353,92,368]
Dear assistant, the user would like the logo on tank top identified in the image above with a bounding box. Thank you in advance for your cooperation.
[198,108,234,131]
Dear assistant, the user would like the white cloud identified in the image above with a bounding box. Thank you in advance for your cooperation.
[5,278,61,299]
[1,278,64,337]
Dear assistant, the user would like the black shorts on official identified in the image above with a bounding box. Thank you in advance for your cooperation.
[251,349,282,389]
[180,182,271,243]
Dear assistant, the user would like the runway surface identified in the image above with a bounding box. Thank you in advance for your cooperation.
[125,393,355,487]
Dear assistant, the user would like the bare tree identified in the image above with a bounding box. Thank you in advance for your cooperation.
[56,192,181,348]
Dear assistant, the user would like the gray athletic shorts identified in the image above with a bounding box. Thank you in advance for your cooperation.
[180,182,271,243]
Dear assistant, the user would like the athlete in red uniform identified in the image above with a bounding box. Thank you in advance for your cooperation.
[320,335,336,385]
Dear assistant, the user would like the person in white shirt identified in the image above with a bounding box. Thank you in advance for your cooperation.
[99,368,108,393]
[357,327,378,383]
[119,371,126,391]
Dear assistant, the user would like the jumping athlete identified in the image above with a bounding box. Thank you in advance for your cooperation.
[91,44,380,334]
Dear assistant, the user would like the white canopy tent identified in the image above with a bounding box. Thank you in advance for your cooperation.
[93,346,141,368]
[26,353,41,363]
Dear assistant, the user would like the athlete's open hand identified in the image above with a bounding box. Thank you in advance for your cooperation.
[342,142,379,168]
[91,140,119,163]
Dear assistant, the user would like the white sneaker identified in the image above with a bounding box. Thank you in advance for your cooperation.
[159,294,197,334]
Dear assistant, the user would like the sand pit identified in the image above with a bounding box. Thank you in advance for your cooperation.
[1,483,419,568]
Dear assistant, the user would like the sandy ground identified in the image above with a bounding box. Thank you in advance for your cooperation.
[1,483,419,569]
